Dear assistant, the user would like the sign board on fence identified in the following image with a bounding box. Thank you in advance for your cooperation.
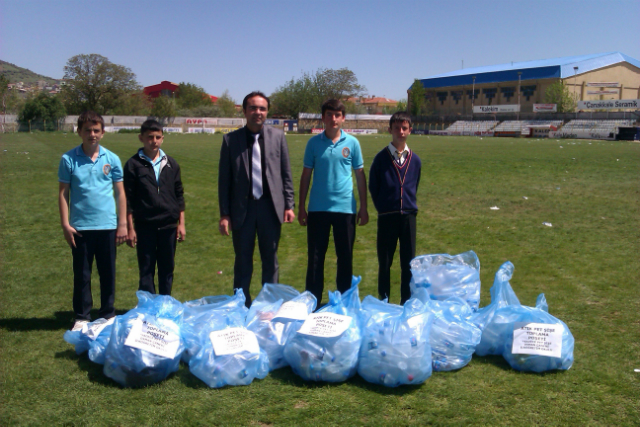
[311,128,378,134]
[163,127,183,133]
[533,104,557,113]
[187,127,216,134]
[104,126,138,133]
[549,130,615,140]
[586,82,619,87]
[473,105,520,114]
[297,312,351,338]
[578,99,640,110]
[124,318,181,358]
[586,90,618,95]
[512,322,563,358]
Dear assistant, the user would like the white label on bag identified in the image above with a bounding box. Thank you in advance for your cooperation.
[124,318,180,359]
[512,322,563,358]
[406,315,424,330]
[209,328,260,356]
[273,301,309,321]
[83,317,115,340]
[297,313,351,338]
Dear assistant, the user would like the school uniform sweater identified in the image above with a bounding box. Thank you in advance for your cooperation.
[369,147,421,214]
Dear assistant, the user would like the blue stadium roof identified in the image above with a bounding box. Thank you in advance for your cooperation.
[414,52,640,89]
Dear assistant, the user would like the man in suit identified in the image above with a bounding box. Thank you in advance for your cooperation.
[218,91,295,306]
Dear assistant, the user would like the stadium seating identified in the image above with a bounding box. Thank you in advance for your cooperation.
[494,120,563,132]
[560,119,636,133]
[446,121,498,134]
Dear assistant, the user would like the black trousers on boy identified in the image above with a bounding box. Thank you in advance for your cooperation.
[305,211,356,306]
[71,229,116,321]
[135,223,178,296]
[377,212,417,304]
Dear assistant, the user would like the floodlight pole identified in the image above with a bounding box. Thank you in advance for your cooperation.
[573,66,579,118]
[471,76,476,120]
[517,72,522,121]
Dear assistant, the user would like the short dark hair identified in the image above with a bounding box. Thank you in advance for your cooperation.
[321,99,346,117]
[389,111,412,128]
[77,111,105,132]
[140,119,163,134]
[242,91,270,110]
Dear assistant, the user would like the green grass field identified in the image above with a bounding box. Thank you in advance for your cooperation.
[1,131,639,426]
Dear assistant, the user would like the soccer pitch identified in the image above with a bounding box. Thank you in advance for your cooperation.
[1,132,638,426]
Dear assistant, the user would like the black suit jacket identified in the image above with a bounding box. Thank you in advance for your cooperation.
[218,125,294,229]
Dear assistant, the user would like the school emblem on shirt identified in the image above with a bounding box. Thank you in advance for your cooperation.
[342,147,350,158]
[103,164,111,175]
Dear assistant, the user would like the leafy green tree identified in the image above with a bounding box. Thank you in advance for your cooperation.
[408,80,427,116]
[18,92,66,130]
[175,82,213,109]
[150,96,176,124]
[396,99,408,112]
[270,68,366,118]
[216,90,238,117]
[0,74,22,116]
[111,91,151,116]
[60,54,141,114]
[544,81,576,113]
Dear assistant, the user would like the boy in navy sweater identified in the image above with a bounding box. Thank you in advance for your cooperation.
[123,120,185,296]
[369,111,421,304]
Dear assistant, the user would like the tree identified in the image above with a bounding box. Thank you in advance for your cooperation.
[175,82,213,110]
[60,54,140,114]
[408,80,427,116]
[270,68,366,118]
[150,96,176,124]
[0,75,21,115]
[18,92,66,130]
[396,99,408,112]
[216,90,238,117]
[544,81,576,113]
[110,91,151,116]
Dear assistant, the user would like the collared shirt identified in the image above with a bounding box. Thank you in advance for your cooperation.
[388,142,410,166]
[245,126,270,198]
[139,148,166,184]
[303,130,364,213]
[58,145,123,230]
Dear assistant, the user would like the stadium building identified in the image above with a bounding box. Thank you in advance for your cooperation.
[410,52,640,115]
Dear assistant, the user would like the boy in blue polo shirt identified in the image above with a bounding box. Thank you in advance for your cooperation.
[298,99,369,305]
[369,111,422,304]
[58,111,127,330]
[123,119,186,296]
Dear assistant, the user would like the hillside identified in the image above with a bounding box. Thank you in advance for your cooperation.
[0,60,59,85]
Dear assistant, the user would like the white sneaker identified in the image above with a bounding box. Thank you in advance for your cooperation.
[72,320,89,332]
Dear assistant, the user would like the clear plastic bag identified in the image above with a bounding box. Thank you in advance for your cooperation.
[410,251,481,311]
[187,289,269,388]
[470,261,521,333]
[245,284,317,371]
[63,317,116,364]
[283,279,362,382]
[357,296,433,387]
[103,292,184,387]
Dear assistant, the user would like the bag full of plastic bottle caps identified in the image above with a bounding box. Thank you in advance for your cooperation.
[472,261,522,354]
[63,317,116,364]
[357,296,434,387]
[181,291,248,363]
[410,251,481,311]
[412,288,481,371]
[188,290,269,388]
[478,293,574,372]
[245,284,317,371]
[103,291,184,388]
[283,279,362,382]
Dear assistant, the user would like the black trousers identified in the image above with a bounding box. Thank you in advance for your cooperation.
[135,224,177,296]
[71,229,116,321]
[377,213,417,304]
[305,211,356,306]
[232,197,281,307]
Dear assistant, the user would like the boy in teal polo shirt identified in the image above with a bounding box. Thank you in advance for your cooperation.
[298,99,369,305]
[58,111,127,330]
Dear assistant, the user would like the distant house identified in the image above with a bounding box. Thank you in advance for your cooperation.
[144,81,218,103]
[347,96,398,114]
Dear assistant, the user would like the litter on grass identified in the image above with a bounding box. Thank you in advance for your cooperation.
[542,222,553,227]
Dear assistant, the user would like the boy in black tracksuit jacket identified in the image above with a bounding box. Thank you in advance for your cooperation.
[369,112,421,305]
[124,119,185,295]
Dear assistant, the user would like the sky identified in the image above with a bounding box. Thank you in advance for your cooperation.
[1,0,639,103]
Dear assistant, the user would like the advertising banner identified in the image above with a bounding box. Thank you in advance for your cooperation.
[473,105,520,114]
[586,82,619,87]
[586,90,618,95]
[577,99,640,110]
[549,130,615,140]
[187,127,216,134]
[533,104,557,113]
[311,128,378,134]
[104,126,138,133]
